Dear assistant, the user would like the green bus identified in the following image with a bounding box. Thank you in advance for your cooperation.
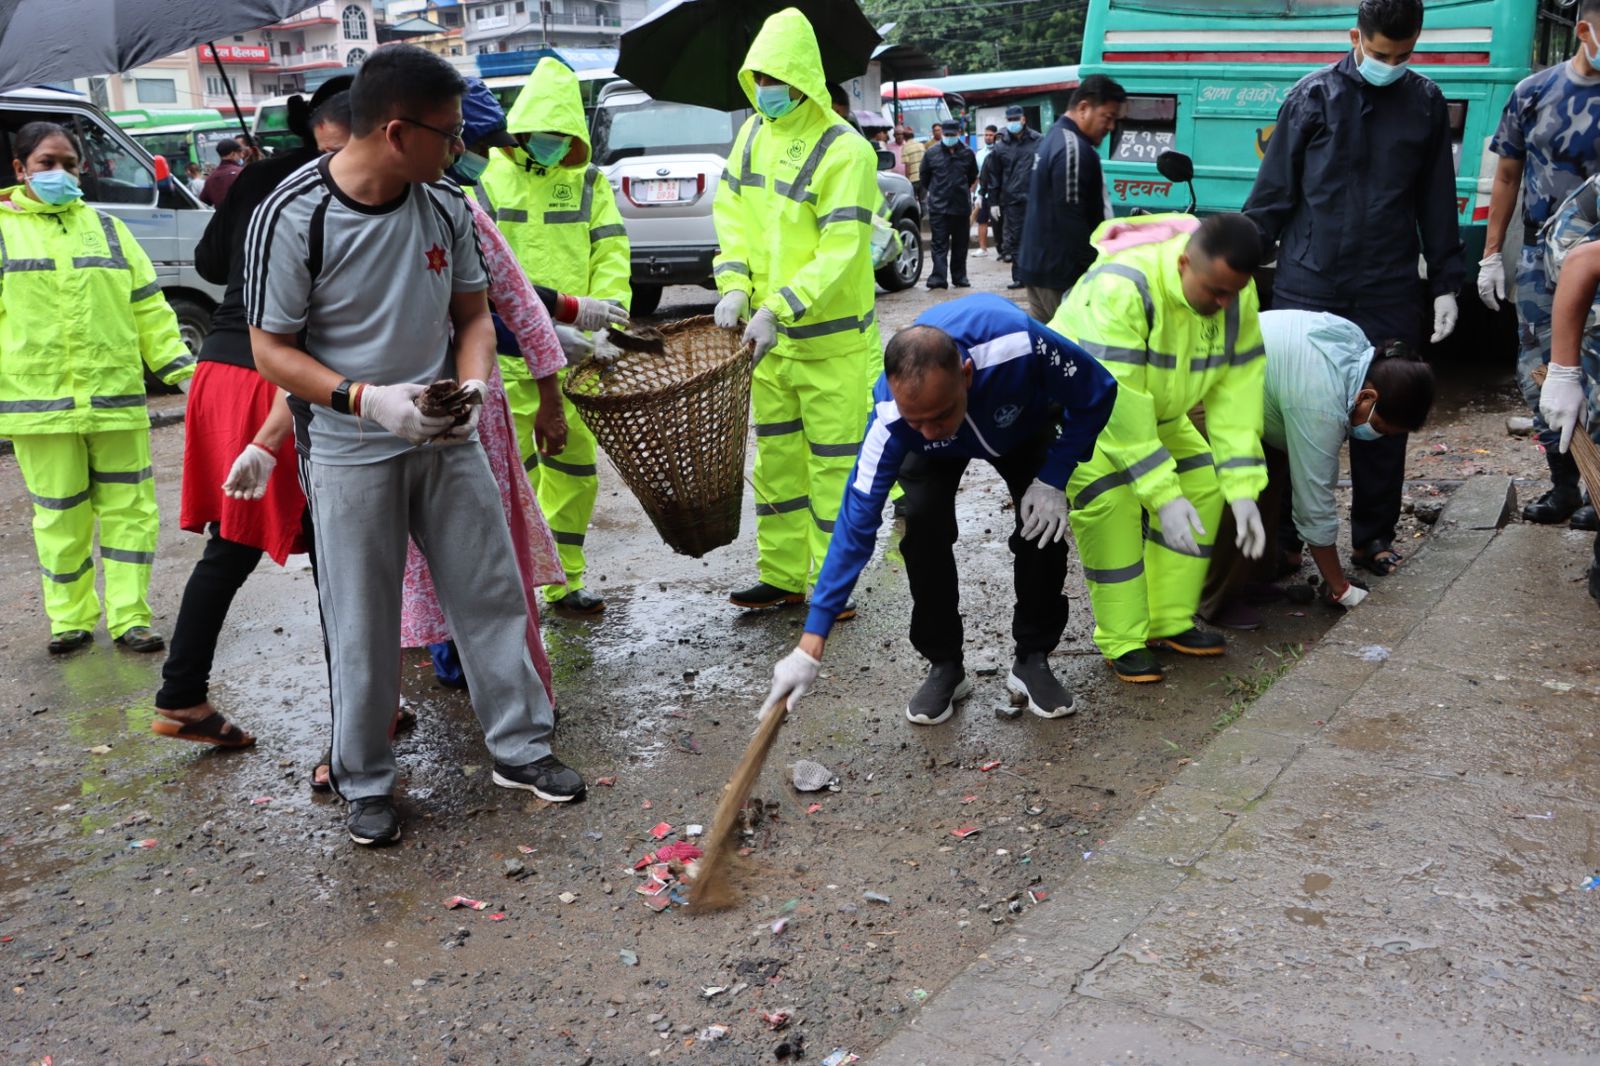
[1081,0,1578,273]
[131,119,244,173]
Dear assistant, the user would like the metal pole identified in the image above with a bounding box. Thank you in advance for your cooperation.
[207,43,253,143]
[541,0,551,47]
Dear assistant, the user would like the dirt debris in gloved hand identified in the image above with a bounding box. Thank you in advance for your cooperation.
[415,379,482,427]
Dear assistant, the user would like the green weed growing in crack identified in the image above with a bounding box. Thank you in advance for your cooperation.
[1211,642,1302,734]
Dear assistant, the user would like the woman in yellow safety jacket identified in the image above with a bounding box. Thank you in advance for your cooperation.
[0,122,194,655]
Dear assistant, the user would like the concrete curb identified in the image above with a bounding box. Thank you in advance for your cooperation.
[867,476,1517,1066]
[0,401,186,458]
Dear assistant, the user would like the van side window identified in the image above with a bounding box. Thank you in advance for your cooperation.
[72,117,156,206]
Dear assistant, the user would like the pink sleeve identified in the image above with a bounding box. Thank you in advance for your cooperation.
[469,197,564,379]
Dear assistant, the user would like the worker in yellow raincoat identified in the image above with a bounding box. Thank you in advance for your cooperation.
[712,7,882,615]
[483,57,630,614]
[0,122,194,654]
[1051,212,1269,684]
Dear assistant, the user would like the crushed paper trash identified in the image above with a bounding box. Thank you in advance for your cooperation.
[980,760,1002,772]
[821,1051,859,1066]
[444,896,489,910]
[951,826,981,839]
[649,822,674,839]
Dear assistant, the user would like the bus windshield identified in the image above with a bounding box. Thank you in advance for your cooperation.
[1109,0,1455,9]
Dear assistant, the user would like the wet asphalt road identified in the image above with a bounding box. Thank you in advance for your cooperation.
[0,251,1530,1064]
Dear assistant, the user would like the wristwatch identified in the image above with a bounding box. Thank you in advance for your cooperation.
[330,378,355,415]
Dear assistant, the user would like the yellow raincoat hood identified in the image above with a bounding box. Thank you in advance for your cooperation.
[738,7,829,120]
[505,57,591,166]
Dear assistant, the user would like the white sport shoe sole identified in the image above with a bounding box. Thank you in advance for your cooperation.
[1006,670,1077,719]
[906,676,973,726]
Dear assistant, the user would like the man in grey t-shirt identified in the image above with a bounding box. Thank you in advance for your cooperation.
[247,45,585,847]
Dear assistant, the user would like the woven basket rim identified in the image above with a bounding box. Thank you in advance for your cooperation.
[564,314,749,413]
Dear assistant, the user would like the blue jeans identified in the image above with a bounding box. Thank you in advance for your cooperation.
[1514,244,1600,452]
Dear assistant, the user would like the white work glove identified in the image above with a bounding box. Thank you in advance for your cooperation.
[1431,293,1459,344]
[1017,479,1069,544]
[554,324,594,365]
[714,290,750,330]
[991,204,1001,220]
[759,647,820,720]
[356,382,454,445]
[573,297,628,332]
[1230,498,1266,560]
[1541,362,1588,453]
[439,379,487,442]
[743,306,778,364]
[1156,496,1208,557]
[1476,253,1505,312]
[221,443,276,500]
[177,377,191,394]
[1335,583,1369,608]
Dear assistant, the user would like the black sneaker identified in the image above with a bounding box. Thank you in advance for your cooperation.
[493,755,586,803]
[47,629,92,655]
[1148,627,1227,657]
[1006,652,1075,718]
[1107,649,1164,684]
[729,581,804,610]
[347,796,401,846]
[550,587,605,615]
[114,625,165,653]
[906,661,972,726]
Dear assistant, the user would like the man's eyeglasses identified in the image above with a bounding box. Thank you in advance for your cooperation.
[396,116,466,146]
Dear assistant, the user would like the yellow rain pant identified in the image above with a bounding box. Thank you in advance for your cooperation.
[1067,416,1222,659]
[11,429,158,637]
[752,350,869,593]
[499,355,598,601]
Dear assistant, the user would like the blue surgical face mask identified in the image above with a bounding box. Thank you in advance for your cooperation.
[1356,44,1408,87]
[756,83,799,120]
[449,150,490,185]
[1351,403,1383,441]
[524,133,572,168]
[27,167,82,205]
[1006,120,1022,135]
[941,135,959,148]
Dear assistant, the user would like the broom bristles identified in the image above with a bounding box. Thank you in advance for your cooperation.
[688,703,787,912]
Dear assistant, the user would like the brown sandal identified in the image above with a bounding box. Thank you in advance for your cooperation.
[151,711,255,749]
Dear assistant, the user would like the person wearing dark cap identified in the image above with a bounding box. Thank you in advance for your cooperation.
[985,105,1041,289]
[199,138,245,206]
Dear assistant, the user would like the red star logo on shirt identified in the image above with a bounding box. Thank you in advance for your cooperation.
[425,243,448,274]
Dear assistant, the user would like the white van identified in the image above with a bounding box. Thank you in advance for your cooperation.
[0,88,223,352]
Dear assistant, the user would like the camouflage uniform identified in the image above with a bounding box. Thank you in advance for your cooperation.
[1492,61,1600,450]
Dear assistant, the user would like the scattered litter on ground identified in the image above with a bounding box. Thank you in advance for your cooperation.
[250,796,273,805]
[792,760,838,792]
[910,987,929,1002]
[516,844,536,854]
[980,760,1002,772]
[641,799,653,809]
[806,803,822,815]
[126,839,158,849]
[1506,415,1535,436]
[489,912,506,921]
[863,891,891,904]
[1028,887,1049,904]
[619,948,638,965]
[685,823,703,836]
[444,896,488,911]
[557,892,578,905]
[1543,680,1575,692]
[649,822,674,839]
[1357,645,1391,662]
[763,1010,792,1030]
[697,1024,729,1044]
[821,1050,859,1066]
[951,826,981,839]
[995,703,1023,720]
[87,744,111,755]
[701,985,727,998]
[503,858,527,877]
[1581,875,1598,891]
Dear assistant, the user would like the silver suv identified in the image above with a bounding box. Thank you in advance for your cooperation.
[592,81,923,314]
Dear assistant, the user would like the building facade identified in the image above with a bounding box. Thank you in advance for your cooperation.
[461,0,647,55]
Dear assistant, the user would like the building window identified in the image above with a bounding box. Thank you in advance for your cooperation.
[134,78,177,104]
[88,76,109,108]
[205,74,237,96]
[346,47,369,66]
[495,3,504,14]
[342,4,369,39]
[515,0,525,10]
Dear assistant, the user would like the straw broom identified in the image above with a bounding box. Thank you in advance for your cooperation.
[688,702,787,912]
[1532,366,1600,494]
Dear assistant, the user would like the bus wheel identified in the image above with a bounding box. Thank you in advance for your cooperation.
[630,284,663,317]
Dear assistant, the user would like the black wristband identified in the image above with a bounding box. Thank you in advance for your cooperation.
[330,378,354,415]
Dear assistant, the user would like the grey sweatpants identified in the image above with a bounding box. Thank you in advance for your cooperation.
[304,443,554,799]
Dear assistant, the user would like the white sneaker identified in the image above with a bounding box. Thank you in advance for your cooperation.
[972,249,989,258]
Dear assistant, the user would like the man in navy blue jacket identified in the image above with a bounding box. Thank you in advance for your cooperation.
[759,295,1118,727]
[1016,74,1126,323]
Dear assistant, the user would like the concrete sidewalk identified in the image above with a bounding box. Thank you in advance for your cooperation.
[870,475,1600,1066]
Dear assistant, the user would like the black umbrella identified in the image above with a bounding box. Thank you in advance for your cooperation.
[616,0,881,112]
[0,1,323,95]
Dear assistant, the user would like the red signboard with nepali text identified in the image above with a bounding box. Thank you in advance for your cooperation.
[206,44,270,63]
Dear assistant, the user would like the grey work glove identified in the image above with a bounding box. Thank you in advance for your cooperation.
[1156,496,1208,557]
[714,290,750,330]
[743,306,778,364]
[574,297,628,332]
[759,647,820,720]
[357,382,453,445]
[554,324,594,365]
[1018,479,1069,544]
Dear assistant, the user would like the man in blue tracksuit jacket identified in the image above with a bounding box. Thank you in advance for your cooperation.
[759,294,1118,727]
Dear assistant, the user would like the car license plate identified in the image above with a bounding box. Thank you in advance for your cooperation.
[643,179,680,203]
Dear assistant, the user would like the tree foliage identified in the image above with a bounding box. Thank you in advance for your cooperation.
[863,0,1088,75]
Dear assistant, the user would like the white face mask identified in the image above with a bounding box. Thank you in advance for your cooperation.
[1584,22,1599,65]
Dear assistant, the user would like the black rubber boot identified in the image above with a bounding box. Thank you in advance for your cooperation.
[1571,502,1598,532]
[1523,450,1583,524]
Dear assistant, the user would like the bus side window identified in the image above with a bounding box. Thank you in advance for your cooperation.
[73,117,156,206]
